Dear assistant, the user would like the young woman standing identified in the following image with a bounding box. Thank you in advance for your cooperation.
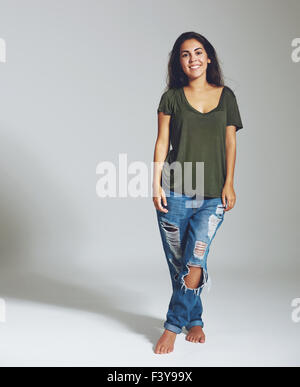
[152,31,243,354]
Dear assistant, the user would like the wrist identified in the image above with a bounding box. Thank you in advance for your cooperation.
[152,181,161,188]
[224,179,234,187]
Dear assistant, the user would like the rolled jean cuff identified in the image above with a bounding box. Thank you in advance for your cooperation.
[185,320,204,330]
[164,322,182,334]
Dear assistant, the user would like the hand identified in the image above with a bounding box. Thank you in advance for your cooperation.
[152,185,169,213]
[221,183,236,212]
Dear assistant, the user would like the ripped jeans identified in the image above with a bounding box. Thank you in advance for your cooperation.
[155,189,225,334]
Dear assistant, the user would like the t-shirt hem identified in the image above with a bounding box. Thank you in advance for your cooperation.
[227,122,243,130]
[202,194,222,198]
[157,108,171,115]
[168,187,222,198]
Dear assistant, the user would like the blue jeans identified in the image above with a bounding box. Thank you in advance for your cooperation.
[155,189,226,334]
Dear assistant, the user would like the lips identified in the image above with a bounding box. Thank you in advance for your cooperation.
[189,65,201,69]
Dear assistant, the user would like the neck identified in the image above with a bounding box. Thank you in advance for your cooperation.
[187,75,210,91]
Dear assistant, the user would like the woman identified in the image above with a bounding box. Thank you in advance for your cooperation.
[152,31,243,354]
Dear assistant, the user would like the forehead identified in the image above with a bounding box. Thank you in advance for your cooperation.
[180,39,205,53]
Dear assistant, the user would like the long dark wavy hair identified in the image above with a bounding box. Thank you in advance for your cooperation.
[163,31,224,91]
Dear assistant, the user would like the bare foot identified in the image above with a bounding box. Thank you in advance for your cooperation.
[185,326,205,343]
[154,329,177,354]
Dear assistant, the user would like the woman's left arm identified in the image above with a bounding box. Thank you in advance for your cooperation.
[222,126,237,211]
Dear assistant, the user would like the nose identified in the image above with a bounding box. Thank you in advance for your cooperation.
[189,54,198,63]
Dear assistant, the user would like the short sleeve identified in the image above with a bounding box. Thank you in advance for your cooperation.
[157,89,174,115]
[226,90,243,131]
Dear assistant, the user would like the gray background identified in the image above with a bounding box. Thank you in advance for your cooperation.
[0,0,299,366]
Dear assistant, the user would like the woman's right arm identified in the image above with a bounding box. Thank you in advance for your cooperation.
[152,111,170,213]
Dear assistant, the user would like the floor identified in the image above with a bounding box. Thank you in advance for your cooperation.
[0,266,299,367]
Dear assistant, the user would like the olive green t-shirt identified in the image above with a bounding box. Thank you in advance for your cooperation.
[157,85,243,198]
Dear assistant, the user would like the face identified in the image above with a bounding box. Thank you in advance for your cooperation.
[179,38,211,80]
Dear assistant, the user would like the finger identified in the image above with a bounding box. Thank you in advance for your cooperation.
[224,200,229,211]
[157,198,168,213]
[226,200,234,211]
[162,194,168,207]
[222,195,227,208]
[158,205,168,213]
[153,199,160,211]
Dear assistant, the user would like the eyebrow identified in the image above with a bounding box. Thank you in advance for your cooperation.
[180,47,203,54]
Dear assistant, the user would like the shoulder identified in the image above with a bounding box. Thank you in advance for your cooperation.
[223,85,241,102]
[223,86,241,111]
[223,85,236,97]
[157,87,179,115]
[159,87,178,99]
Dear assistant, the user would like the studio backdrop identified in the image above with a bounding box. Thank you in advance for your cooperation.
[0,0,299,367]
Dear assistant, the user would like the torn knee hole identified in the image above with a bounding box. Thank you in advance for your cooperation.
[183,265,203,289]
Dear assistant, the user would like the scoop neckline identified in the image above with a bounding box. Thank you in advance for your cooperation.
[181,85,226,115]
